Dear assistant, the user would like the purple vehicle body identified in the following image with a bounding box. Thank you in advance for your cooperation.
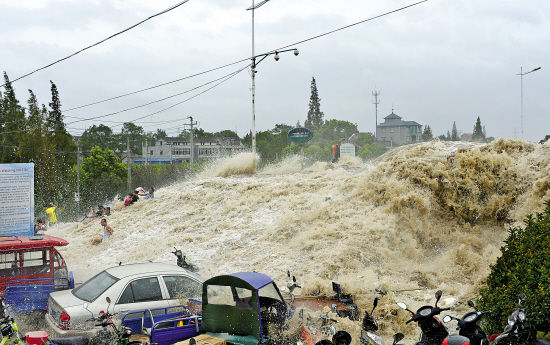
[121,303,201,345]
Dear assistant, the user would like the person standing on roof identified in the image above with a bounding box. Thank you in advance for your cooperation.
[45,203,57,226]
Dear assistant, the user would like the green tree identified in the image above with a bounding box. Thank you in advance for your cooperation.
[446,130,451,141]
[154,129,167,140]
[472,116,485,142]
[80,146,127,204]
[1,72,26,162]
[422,125,433,141]
[304,77,324,131]
[358,144,387,160]
[79,124,117,153]
[478,201,550,336]
[214,129,239,138]
[451,122,458,141]
[47,81,76,164]
[121,122,145,154]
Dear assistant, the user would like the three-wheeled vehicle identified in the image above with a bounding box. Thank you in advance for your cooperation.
[196,272,288,345]
[0,235,73,312]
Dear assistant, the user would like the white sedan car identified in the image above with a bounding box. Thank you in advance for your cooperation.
[45,262,203,337]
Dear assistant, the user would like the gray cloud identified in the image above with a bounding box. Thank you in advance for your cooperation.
[1,0,548,141]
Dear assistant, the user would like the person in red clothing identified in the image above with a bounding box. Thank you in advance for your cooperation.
[331,142,340,163]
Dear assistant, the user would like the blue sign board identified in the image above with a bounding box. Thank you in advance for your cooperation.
[0,163,34,236]
[287,127,313,143]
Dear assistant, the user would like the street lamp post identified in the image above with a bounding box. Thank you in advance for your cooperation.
[517,66,541,139]
[247,0,298,153]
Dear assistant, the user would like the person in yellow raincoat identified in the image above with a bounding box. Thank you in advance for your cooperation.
[45,203,57,226]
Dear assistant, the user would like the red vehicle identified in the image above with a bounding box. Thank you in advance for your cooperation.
[0,235,73,312]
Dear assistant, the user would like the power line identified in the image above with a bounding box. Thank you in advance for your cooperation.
[1,0,193,88]
[65,65,248,124]
[67,64,249,125]
[274,0,428,52]
[60,0,428,112]
[63,61,246,112]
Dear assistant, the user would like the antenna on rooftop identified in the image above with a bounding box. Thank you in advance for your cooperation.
[372,90,380,138]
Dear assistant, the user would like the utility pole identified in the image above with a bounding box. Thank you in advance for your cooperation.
[184,116,198,173]
[372,90,380,139]
[169,142,173,164]
[127,137,131,191]
[76,142,81,213]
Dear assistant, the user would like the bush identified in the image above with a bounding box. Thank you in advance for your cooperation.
[478,200,550,336]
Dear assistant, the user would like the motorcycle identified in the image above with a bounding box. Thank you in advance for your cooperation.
[172,247,199,272]
[361,295,384,345]
[488,295,549,345]
[299,313,351,345]
[396,290,450,345]
[85,297,138,345]
[0,297,23,345]
[442,300,490,345]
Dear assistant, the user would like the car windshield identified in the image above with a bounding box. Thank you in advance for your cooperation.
[72,271,118,302]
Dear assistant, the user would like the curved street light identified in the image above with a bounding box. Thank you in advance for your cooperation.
[517,66,541,139]
[247,0,299,153]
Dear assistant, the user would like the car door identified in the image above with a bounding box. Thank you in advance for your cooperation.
[161,275,202,307]
[113,276,169,316]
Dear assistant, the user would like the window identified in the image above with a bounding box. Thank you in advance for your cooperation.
[73,271,118,302]
[150,150,153,155]
[207,285,253,309]
[53,251,64,267]
[0,252,20,277]
[259,283,283,303]
[160,141,163,146]
[118,277,163,304]
[163,276,202,300]
[160,150,163,155]
[22,250,50,275]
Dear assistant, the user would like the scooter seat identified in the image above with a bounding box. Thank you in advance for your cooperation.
[50,336,89,345]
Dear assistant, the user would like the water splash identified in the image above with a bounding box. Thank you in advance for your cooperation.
[50,139,550,344]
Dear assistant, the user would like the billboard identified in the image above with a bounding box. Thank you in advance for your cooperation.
[339,143,356,157]
[0,163,34,236]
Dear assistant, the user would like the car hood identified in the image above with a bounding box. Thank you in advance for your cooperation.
[50,289,86,308]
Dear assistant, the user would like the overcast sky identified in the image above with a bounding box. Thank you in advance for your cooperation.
[1,0,548,142]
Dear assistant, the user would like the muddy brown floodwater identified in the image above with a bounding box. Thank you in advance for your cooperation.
[46,139,550,345]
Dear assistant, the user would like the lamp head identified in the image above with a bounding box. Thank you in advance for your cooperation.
[274,52,280,61]
[294,49,299,56]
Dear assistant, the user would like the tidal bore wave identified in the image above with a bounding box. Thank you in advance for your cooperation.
[52,139,550,343]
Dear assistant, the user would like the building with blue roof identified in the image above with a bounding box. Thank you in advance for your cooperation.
[376,111,422,147]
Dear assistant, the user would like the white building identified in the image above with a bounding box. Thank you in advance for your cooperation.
[136,136,245,164]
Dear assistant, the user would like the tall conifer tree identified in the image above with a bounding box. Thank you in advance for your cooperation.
[472,116,485,142]
[451,121,458,141]
[1,72,26,162]
[305,77,324,131]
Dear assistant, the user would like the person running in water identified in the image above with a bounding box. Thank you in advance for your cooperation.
[92,218,113,245]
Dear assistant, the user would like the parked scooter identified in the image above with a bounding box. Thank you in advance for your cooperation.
[299,312,351,345]
[396,290,450,345]
[361,295,384,345]
[172,247,198,272]
[488,295,549,345]
[86,297,136,345]
[0,297,24,345]
[442,300,490,345]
